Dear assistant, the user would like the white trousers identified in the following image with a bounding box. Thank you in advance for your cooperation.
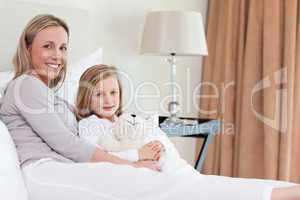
[22,158,294,200]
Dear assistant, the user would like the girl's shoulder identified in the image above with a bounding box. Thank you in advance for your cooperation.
[79,115,113,126]
[79,115,99,123]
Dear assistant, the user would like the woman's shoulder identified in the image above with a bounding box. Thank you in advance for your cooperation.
[15,74,44,85]
[2,74,54,108]
[0,74,47,113]
[6,74,47,92]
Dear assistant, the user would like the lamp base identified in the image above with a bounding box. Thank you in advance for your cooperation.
[162,115,184,126]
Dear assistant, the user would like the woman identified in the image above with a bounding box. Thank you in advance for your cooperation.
[0,14,299,200]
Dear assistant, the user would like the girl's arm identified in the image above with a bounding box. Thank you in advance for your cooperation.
[79,115,162,163]
[90,148,161,171]
[79,117,139,162]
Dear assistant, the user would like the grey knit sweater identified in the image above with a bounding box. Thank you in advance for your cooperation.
[0,74,96,167]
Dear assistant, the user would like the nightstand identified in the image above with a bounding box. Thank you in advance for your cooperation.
[158,116,219,172]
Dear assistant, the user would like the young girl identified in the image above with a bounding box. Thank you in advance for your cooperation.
[75,64,165,164]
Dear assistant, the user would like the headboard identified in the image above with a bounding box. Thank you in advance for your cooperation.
[0,1,91,71]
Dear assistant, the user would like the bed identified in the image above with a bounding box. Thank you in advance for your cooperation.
[0,114,294,200]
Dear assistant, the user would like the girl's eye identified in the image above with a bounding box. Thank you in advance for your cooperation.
[96,92,102,97]
[111,91,118,95]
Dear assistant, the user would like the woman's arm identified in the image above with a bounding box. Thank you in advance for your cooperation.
[109,149,139,162]
[15,76,96,162]
[108,142,163,162]
[90,148,161,171]
[90,148,131,164]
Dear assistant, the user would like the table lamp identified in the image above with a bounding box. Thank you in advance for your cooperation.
[140,11,208,125]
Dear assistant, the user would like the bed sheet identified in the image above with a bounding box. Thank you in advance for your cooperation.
[22,134,293,200]
[22,160,293,200]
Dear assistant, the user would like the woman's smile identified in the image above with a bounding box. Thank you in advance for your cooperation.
[28,26,68,84]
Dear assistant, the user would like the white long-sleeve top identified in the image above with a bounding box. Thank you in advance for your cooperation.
[78,115,139,162]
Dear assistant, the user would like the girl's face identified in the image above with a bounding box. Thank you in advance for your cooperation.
[90,75,120,121]
[28,26,68,84]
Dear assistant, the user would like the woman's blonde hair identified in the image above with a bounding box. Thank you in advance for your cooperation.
[13,14,69,88]
[75,64,123,120]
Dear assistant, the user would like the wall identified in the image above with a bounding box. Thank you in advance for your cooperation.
[0,0,209,166]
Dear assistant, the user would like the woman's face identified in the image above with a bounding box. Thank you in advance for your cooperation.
[90,76,120,121]
[28,26,68,84]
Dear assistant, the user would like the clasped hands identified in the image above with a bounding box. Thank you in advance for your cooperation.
[133,140,165,171]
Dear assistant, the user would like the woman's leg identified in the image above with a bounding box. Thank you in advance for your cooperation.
[272,185,300,200]
[22,160,164,200]
[23,159,195,200]
[22,158,298,200]
[202,174,300,200]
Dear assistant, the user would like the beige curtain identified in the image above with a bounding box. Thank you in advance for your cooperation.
[197,0,300,182]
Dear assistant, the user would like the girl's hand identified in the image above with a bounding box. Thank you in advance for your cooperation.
[132,160,161,171]
[138,140,165,161]
[147,140,165,153]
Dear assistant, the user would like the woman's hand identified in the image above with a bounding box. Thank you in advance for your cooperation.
[138,140,165,161]
[132,160,161,171]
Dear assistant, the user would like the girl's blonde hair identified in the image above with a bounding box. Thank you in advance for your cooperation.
[75,64,123,120]
[13,14,69,88]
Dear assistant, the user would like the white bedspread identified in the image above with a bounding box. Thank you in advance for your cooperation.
[23,160,293,200]
[22,134,294,200]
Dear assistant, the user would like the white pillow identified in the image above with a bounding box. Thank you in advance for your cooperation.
[0,120,28,200]
[57,48,103,105]
[0,71,14,105]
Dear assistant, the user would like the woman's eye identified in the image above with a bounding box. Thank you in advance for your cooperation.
[43,44,51,49]
[60,46,67,51]
[96,93,102,97]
